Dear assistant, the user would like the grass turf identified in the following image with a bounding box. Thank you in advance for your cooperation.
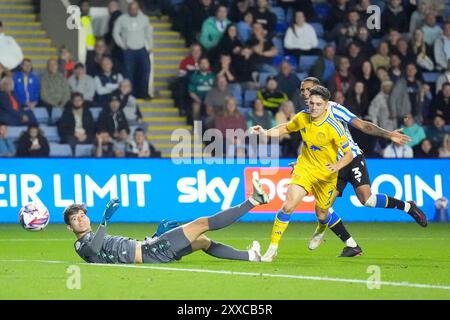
[0,222,449,300]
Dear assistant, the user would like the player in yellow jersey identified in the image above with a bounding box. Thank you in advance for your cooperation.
[251,85,361,261]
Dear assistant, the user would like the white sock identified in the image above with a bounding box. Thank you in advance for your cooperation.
[404,202,411,213]
[345,237,357,248]
[248,197,259,206]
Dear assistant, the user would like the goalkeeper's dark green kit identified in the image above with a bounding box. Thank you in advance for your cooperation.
[73,200,258,264]
[74,224,189,264]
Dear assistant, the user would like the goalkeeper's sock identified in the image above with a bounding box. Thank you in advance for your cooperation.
[326,210,357,248]
[269,210,291,247]
[207,200,254,231]
[367,194,410,212]
[204,241,249,261]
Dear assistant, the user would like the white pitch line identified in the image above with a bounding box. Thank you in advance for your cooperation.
[0,237,449,241]
[1,259,450,291]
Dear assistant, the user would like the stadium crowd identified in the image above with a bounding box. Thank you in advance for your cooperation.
[165,0,450,158]
[1,0,450,159]
[0,0,161,158]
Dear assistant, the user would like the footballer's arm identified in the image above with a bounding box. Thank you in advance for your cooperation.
[87,224,107,253]
[326,150,354,174]
[350,117,411,145]
[250,123,289,137]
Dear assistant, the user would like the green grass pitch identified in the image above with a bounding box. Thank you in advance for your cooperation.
[1,222,449,299]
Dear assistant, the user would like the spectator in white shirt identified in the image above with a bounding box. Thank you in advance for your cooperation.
[434,21,450,71]
[383,142,414,158]
[0,21,23,70]
[421,11,442,46]
[284,11,319,60]
[68,63,96,104]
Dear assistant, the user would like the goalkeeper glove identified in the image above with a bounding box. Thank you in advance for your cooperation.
[101,198,120,225]
[152,219,180,238]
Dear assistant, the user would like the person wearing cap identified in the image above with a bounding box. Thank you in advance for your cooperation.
[68,63,96,105]
[368,80,396,132]
[257,76,288,115]
[0,20,24,70]
[96,94,129,140]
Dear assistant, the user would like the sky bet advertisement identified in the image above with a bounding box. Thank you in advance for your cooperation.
[0,159,448,223]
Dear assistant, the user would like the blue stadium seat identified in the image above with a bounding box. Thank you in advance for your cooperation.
[276,22,288,34]
[244,89,258,108]
[40,125,59,142]
[423,72,440,83]
[299,55,319,73]
[273,37,284,55]
[445,125,450,133]
[238,107,250,118]
[51,107,63,125]
[8,126,26,139]
[230,84,243,107]
[49,143,72,157]
[258,72,271,87]
[271,6,286,24]
[32,108,49,124]
[273,55,297,69]
[296,72,308,81]
[371,38,381,49]
[317,38,327,50]
[90,107,102,122]
[371,0,386,12]
[75,144,94,157]
[310,23,324,38]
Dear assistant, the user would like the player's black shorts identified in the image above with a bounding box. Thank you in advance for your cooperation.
[336,154,371,196]
[141,227,190,263]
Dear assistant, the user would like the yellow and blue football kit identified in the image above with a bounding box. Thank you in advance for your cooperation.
[267,108,353,248]
[286,109,351,209]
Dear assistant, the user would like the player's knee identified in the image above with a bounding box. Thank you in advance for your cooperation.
[198,236,211,250]
[315,208,328,220]
[281,203,295,215]
[195,217,210,231]
[363,194,376,208]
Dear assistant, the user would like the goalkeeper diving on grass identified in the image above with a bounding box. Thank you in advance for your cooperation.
[64,179,269,264]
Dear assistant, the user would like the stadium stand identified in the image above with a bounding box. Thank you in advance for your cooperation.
[1,0,450,159]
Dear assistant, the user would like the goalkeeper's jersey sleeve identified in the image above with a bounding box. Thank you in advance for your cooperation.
[74,225,137,264]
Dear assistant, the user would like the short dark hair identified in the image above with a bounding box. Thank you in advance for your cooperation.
[63,203,87,225]
[301,77,321,85]
[134,127,145,135]
[74,62,85,70]
[309,85,331,101]
[0,21,3,28]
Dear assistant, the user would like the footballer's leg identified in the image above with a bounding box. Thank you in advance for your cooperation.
[309,164,349,250]
[262,183,308,262]
[312,183,362,257]
[356,185,428,227]
[180,178,269,243]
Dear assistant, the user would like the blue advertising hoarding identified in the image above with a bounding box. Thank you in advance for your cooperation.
[0,158,448,223]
